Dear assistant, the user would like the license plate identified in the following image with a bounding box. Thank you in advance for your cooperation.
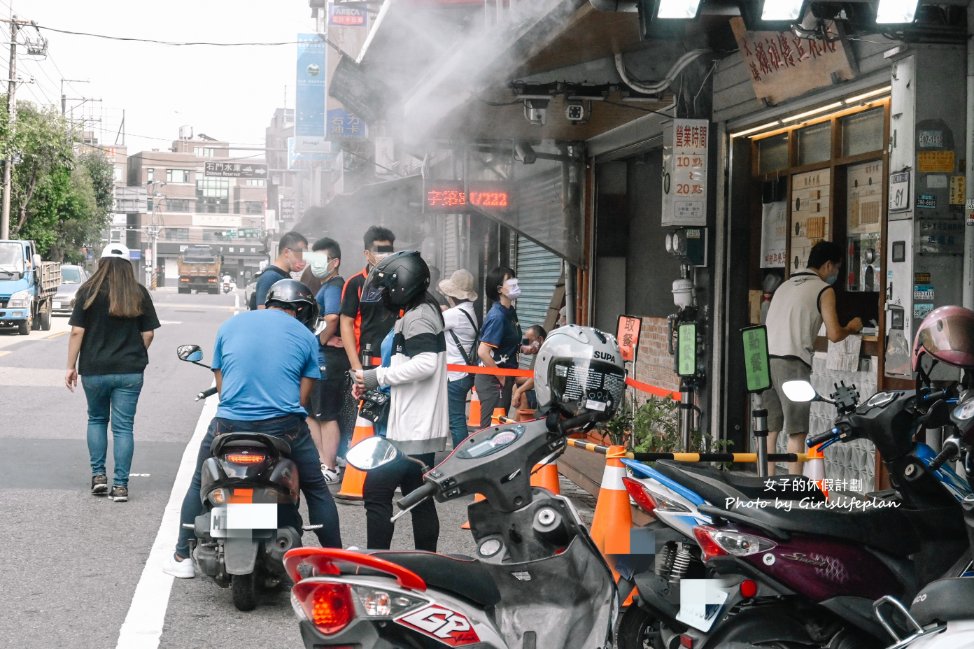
[675,580,730,633]
[53,301,61,309]
[210,504,277,538]
[210,506,228,538]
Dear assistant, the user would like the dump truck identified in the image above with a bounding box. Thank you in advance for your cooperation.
[177,244,221,294]
[0,239,61,335]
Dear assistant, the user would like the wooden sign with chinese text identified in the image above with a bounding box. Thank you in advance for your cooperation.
[730,17,857,106]
[616,315,642,363]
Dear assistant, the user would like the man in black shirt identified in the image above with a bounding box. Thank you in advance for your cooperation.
[340,226,397,371]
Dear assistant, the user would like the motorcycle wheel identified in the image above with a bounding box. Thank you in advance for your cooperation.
[231,571,259,611]
[616,606,664,649]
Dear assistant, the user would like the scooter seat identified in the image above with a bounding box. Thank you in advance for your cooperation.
[909,577,974,626]
[654,460,825,502]
[367,551,502,608]
[211,432,291,457]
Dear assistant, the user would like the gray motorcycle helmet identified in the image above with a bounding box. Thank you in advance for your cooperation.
[265,278,319,330]
[534,325,626,422]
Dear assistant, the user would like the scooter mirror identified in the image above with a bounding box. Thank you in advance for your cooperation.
[347,437,400,471]
[782,380,817,403]
[177,345,204,363]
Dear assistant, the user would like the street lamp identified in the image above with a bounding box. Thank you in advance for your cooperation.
[146,180,166,290]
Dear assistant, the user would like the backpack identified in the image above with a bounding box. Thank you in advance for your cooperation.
[248,266,289,310]
[448,304,480,367]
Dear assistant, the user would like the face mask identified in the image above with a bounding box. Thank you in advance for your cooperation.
[504,278,521,299]
[307,252,333,279]
[825,272,838,286]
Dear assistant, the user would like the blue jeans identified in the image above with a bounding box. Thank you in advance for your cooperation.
[447,375,474,448]
[176,414,342,557]
[82,373,144,487]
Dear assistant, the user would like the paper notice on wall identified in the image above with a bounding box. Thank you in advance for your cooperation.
[760,201,787,268]
[827,335,862,372]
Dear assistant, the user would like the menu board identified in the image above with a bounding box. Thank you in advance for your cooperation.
[790,169,831,272]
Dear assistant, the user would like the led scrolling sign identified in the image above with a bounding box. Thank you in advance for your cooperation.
[425,182,512,212]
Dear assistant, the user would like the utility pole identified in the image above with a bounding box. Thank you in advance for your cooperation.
[2,17,19,240]
[60,78,89,116]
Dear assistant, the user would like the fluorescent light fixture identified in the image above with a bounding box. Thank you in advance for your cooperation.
[843,85,892,104]
[732,120,781,138]
[657,0,702,19]
[876,0,919,24]
[762,0,804,21]
[782,101,843,123]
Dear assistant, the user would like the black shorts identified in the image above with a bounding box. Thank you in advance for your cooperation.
[310,349,351,422]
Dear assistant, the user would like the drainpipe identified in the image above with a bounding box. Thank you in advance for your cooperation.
[964,8,974,308]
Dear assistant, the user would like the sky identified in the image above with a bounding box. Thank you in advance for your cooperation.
[12,0,316,155]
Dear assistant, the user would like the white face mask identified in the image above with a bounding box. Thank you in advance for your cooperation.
[505,278,521,299]
[307,252,333,279]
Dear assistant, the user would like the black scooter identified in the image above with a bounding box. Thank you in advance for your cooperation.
[177,344,311,611]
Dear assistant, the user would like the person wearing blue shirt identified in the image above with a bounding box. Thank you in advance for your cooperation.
[306,237,348,484]
[164,280,341,579]
[252,231,308,309]
[474,266,522,429]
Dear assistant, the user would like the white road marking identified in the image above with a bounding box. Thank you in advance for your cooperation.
[115,390,218,649]
[157,320,183,326]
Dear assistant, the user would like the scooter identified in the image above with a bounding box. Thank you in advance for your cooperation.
[222,280,234,294]
[872,390,974,649]
[177,344,308,611]
[617,381,973,648]
[283,411,618,649]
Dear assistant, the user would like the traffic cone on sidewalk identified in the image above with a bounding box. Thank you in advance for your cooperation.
[460,493,486,530]
[803,443,829,498]
[490,407,506,426]
[467,388,481,432]
[530,457,561,495]
[335,410,375,501]
[590,446,633,557]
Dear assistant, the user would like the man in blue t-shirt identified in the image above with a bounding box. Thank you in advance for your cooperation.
[164,280,341,579]
[252,231,308,309]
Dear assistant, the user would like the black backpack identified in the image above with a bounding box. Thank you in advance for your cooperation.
[248,266,288,310]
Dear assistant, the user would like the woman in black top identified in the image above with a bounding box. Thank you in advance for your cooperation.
[65,245,161,502]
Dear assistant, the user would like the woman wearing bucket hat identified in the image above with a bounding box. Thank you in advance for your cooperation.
[439,269,480,447]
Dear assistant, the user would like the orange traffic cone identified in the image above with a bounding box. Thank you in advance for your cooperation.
[460,493,486,530]
[517,408,536,422]
[530,457,561,495]
[590,445,634,557]
[803,443,829,498]
[335,410,375,501]
[467,388,481,431]
[490,407,506,426]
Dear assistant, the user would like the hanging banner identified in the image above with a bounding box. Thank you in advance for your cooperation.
[662,118,709,227]
[295,33,326,137]
[760,200,787,268]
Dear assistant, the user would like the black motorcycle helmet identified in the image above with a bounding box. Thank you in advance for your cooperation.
[365,250,430,311]
[265,279,319,330]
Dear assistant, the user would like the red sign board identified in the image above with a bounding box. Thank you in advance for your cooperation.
[616,315,642,362]
[425,182,511,212]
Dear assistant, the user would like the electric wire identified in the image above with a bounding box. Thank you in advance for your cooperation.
[18,21,304,48]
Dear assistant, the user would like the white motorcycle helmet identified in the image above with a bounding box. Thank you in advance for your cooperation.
[534,325,626,422]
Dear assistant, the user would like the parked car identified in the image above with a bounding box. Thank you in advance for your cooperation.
[52,264,89,316]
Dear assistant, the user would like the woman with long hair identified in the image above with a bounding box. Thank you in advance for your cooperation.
[65,244,161,502]
[351,251,449,551]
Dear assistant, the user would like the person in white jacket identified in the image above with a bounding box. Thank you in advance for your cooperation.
[351,251,448,550]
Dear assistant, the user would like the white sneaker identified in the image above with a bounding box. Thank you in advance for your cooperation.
[322,465,341,484]
[163,553,195,579]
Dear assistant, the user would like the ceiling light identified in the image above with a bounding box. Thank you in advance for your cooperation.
[656,0,701,19]
[876,0,919,24]
[731,120,781,138]
[843,85,892,104]
[782,101,843,123]
[761,0,804,21]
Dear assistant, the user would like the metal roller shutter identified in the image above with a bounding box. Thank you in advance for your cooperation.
[515,236,561,334]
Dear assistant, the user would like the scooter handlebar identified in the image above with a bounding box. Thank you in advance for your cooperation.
[396,481,437,511]
[196,386,218,401]
[807,427,839,448]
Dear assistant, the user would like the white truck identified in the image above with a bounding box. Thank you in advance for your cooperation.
[0,240,61,335]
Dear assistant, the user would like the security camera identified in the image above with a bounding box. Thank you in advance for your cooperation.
[523,99,548,126]
[565,101,586,123]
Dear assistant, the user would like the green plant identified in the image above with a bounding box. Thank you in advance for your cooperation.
[601,395,634,447]
[631,397,687,453]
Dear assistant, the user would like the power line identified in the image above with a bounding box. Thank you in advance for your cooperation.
[21,21,304,48]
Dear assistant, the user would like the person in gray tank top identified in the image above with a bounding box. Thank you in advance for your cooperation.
[762,240,864,475]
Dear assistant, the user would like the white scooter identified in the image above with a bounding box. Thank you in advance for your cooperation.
[284,412,617,649]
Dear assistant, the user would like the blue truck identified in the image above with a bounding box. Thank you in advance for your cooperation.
[0,239,61,335]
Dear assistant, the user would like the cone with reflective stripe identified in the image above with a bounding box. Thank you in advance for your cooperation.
[530,457,561,495]
[335,409,374,501]
[803,443,829,498]
[467,388,481,431]
[590,445,633,557]
[460,493,485,530]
